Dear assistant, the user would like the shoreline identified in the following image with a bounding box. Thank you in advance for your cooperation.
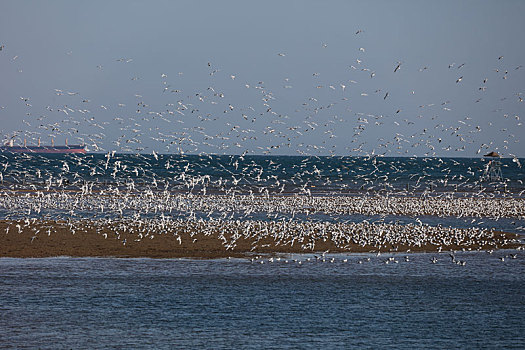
[1,219,522,259]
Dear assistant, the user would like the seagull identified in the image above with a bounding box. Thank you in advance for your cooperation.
[394,62,402,73]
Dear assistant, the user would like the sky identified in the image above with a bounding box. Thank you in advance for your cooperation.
[1,0,524,157]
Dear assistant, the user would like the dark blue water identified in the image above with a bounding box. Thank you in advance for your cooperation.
[1,253,524,349]
[1,153,523,194]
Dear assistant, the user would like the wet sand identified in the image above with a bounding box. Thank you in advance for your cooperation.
[1,220,522,259]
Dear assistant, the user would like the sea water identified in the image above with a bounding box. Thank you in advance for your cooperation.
[1,154,524,348]
[1,253,524,349]
[1,153,524,194]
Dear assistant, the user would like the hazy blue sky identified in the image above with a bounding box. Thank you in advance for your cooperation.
[1,0,524,157]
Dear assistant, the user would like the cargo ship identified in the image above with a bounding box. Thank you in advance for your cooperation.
[0,138,86,154]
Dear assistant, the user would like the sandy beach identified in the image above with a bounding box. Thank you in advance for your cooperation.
[1,219,522,259]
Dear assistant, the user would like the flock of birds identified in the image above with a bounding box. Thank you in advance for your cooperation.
[1,30,523,159]
[0,31,524,260]
[3,211,522,266]
[2,190,524,222]
[0,173,523,259]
